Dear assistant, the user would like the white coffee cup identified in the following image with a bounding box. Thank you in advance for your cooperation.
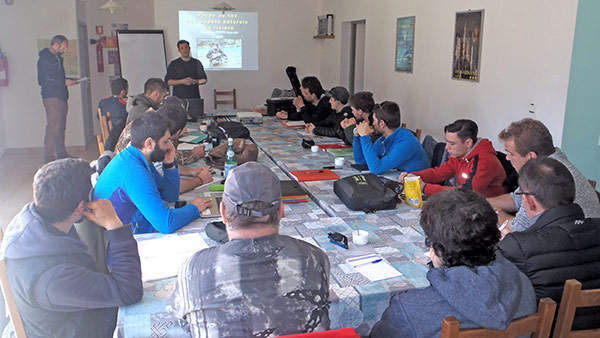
[335,157,345,169]
[352,230,369,245]
[199,124,208,133]
[311,145,319,152]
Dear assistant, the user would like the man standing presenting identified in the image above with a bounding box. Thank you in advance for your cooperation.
[37,35,78,163]
[164,40,207,100]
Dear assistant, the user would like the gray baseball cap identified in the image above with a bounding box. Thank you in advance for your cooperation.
[326,86,350,104]
[223,162,281,217]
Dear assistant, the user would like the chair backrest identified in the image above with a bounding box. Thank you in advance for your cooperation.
[553,279,600,337]
[440,297,556,338]
[214,89,237,110]
[97,108,111,142]
[0,231,28,338]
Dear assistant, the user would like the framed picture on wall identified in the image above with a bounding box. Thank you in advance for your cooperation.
[452,10,484,81]
[395,16,415,72]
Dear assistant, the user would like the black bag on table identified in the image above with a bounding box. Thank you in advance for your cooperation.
[333,174,400,212]
[207,121,250,146]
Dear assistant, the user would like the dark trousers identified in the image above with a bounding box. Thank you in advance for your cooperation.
[42,97,68,162]
[104,118,126,152]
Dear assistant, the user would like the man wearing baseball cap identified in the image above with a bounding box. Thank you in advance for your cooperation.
[305,86,353,144]
[170,162,331,337]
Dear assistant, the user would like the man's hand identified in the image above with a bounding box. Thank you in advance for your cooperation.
[276,111,288,120]
[163,140,176,164]
[192,145,206,158]
[182,77,195,86]
[195,167,213,185]
[398,172,409,183]
[65,78,78,86]
[500,221,513,240]
[82,200,123,231]
[356,121,374,137]
[340,117,356,129]
[305,123,316,134]
[293,96,305,110]
[495,209,514,227]
[190,198,212,212]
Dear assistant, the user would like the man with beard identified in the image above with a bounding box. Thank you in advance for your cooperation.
[353,101,429,174]
[164,40,207,100]
[276,76,333,124]
[94,112,211,234]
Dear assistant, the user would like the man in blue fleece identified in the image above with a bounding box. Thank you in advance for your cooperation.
[1,158,143,337]
[370,189,536,337]
[94,112,211,234]
[353,101,429,174]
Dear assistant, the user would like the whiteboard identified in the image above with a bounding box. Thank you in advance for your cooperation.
[117,30,167,96]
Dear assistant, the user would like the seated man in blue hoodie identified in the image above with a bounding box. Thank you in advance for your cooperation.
[1,158,143,337]
[353,101,429,174]
[94,112,212,234]
[98,77,129,152]
[370,189,536,338]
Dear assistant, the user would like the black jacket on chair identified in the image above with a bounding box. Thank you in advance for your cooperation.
[313,105,352,142]
[498,203,600,330]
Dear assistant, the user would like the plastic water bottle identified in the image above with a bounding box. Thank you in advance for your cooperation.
[224,138,237,178]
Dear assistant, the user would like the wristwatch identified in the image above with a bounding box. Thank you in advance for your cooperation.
[163,161,177,170]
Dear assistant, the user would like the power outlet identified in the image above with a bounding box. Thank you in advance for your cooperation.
[528,101,536,114]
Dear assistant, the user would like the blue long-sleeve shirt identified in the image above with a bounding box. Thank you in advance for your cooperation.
[353,127,430,174]
[94,146,200,234]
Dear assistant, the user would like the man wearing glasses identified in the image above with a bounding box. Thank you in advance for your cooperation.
[499,157,600,330]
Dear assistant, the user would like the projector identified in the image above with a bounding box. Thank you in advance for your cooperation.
[237,111,263,124]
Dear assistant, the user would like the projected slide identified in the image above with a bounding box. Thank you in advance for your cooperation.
[179,11,258,70]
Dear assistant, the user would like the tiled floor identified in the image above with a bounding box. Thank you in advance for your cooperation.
[0,146,99,231]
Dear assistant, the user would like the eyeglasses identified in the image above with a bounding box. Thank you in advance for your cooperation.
[328,232,348,249]
[514,191,536,196]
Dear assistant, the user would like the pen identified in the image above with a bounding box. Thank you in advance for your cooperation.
[353,258,383,267]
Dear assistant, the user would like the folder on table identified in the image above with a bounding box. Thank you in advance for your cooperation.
[318,143,352,150]
[179,132,207,144]
[290,169,340,182]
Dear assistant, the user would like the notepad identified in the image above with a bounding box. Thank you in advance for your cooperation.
[290,169,340,182]
[179,132,208,144]
[318,143,352,150]
[177,143,196,151]
[282,120,306,128]
[137,233,208,281]
[346,254,402,282]
[327,148,354,157]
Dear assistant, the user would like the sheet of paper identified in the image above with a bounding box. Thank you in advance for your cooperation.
[177,143,196,151]
[179,135,202,143]
[137,233,208,281]
[346,254,402,282]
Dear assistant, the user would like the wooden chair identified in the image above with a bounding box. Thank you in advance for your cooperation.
[400,123,422,141]
[440,297,556,338]
[0,231,28,338]
[96,108,113,154]
[214,89,237,110]
[553,279,600,337]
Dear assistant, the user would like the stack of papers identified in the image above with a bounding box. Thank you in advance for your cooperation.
[137,233,208,281]
[179,132,207,144]
[346,254,402,282]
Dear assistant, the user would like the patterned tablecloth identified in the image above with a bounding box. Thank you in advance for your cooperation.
[117,118,429,337]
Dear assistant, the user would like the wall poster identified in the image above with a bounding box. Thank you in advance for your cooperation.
[395,16,415,72]
[452,10,483,81]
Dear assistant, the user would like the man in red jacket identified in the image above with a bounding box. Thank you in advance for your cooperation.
[399,119,506,198]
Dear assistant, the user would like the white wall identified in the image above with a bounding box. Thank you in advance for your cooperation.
[154,0,324,110]
[0,0,85,149]
[84,0,155,133]
[319,0,578,148]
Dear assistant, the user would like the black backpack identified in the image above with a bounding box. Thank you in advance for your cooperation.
[207,121,250,145]
[333,174,400,212]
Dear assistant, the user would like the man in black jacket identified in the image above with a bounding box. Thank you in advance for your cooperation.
[305,86,352,142]
[499,157,600,330]
[276,76,333,124]
[37,35,78,163]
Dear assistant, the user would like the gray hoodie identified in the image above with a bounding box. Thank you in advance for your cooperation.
[370,254,536,338]
[1,203,142,337]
